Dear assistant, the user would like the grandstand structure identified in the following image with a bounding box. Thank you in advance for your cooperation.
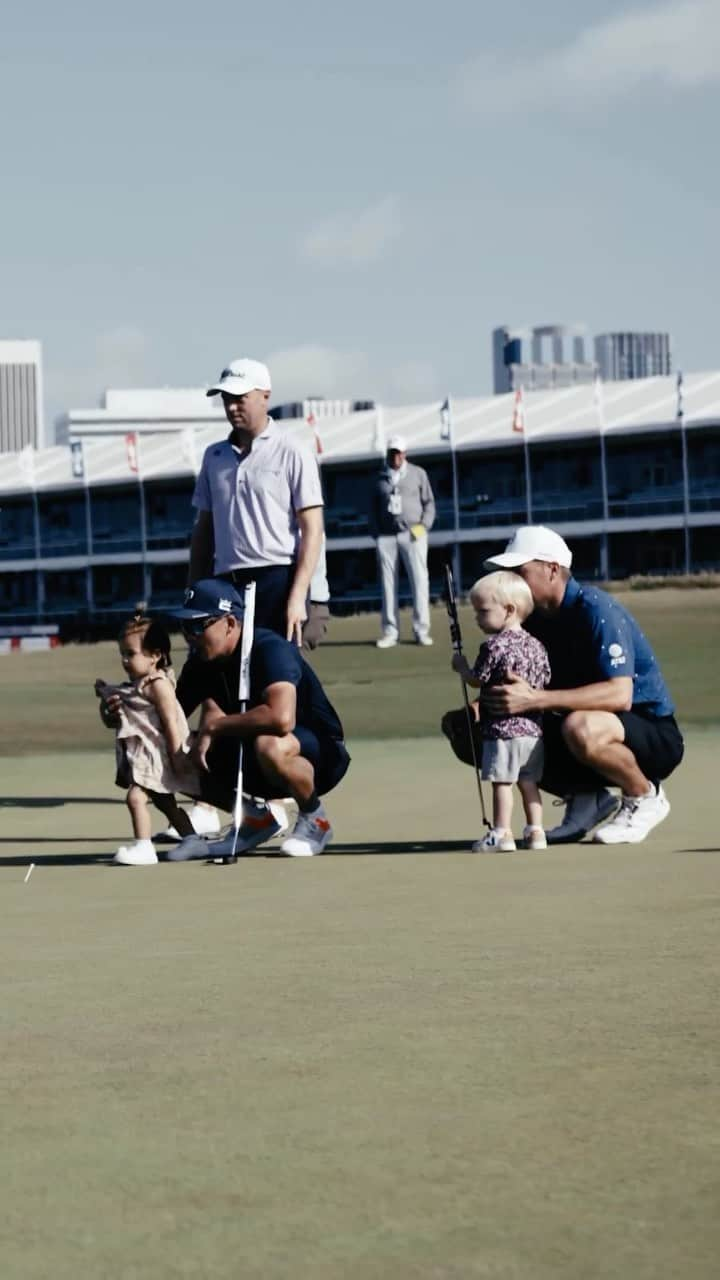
[1,373,719,629]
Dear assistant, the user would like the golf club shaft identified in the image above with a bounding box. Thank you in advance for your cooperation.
[229,580,257,859]
[444,563,490,829]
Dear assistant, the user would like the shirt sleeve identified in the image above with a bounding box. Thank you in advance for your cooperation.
[419,468,436,531]
[192,450,211,512]
[287,442,324,513]
[473,640,497,685]
[587,598,637,680]
[251,633,303,698]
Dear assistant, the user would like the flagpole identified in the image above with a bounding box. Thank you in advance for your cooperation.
[594,373,610,579]
[440,398,461,586]
[677,371,691,574]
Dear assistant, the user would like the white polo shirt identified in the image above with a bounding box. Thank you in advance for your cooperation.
[193,419,324,574]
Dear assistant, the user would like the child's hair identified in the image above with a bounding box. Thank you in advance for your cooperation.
[470,571,534,623]
[119,609,172,670]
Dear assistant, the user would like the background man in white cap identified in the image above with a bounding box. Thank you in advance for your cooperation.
[188,357,324,644]
[479,525,684,844]
[368,436,436,648]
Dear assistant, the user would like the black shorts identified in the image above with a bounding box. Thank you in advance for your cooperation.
[441,705,684,797]
[198,730,350,810]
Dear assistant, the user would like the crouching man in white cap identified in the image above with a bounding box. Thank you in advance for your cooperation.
[167,579,350,859]
[480,525,684,844]
[368,436,436,647]
[443,525,684,845]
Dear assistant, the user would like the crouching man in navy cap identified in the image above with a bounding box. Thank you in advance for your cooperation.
[168,579,350,858]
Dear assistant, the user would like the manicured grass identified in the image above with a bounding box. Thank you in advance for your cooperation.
[1,736,718,1279]
[2,589,719,755]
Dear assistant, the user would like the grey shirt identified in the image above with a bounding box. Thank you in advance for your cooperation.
[369,461,436,537]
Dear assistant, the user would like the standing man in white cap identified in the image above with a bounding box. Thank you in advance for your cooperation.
[479,525,684,844]
[189,357,324,644]
[368,436,436,648]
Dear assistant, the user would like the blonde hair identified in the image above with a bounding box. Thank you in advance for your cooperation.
[469,571,534,623]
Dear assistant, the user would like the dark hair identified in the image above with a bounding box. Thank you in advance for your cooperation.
[119,609,172,670]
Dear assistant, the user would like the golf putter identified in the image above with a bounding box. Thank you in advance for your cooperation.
[219,579,257,865]
[444,562,490,832]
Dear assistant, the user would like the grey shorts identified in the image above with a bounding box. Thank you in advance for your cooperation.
[481,736,544,783]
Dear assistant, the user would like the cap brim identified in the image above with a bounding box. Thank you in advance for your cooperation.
[165,605,213,620]
[206,377,269,397]
[483,552,530,569]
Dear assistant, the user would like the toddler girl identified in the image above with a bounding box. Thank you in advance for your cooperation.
[451,571,551,852]
[95,612,200,865]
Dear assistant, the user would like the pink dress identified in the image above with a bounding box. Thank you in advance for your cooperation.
[111,669,200,796]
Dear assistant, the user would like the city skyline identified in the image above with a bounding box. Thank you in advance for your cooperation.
[2,0,718,430]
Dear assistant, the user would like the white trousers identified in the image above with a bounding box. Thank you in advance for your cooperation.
[376,531,431,642]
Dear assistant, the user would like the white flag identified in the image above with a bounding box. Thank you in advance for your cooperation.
[372,403,386,454]
[18,444,36,488]
[593,372,606,430]
[676,370,684,423]
[439,397,454,446]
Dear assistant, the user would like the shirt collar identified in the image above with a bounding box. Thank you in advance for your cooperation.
[561,576,580,606]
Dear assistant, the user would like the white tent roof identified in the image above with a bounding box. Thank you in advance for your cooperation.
[2,372,719,496]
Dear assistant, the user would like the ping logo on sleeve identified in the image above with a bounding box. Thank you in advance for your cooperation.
[608,642,626,668]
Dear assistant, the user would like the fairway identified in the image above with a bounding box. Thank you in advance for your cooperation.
[2,593,719,1278]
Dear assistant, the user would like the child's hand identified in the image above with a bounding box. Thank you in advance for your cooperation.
[451,653,472,679]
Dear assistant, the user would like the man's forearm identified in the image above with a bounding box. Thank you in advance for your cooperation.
[292,509,323,597]
[538,680,633,714]
[206,704,292,740]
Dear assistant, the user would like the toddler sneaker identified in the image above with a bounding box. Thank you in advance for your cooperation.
[472,828,516,853]
[113,839,158,866]
[280,806,333,856]
[523,825,547,850]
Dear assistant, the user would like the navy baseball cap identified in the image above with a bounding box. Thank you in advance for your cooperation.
[168,579,245,620]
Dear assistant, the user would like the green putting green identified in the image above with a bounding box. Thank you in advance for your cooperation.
[1,593,718,1278]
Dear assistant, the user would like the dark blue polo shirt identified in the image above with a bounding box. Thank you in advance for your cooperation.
[525,578,675,718]
[176,627,345,740]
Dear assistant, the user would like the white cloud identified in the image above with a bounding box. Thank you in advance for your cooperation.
[298,197,401,267]
[458,0,720,114]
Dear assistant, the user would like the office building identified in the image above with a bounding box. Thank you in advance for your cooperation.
[0,340,44,452]
[493,324,595,393]
[595,332,671,381]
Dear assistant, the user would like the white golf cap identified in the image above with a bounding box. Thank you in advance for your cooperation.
[387,434,408,452]
[206,357,272,398]
[484,525,573,570]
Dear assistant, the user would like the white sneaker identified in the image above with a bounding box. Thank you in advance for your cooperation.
[415,636,434,646]
[546,789,618,844]
[156,804,221,843]
[472,828,516,853]
[376,636,398,649]
[113,839,158,866]
[523,825,547,850]
[280,807,333,856]
[593,785,670,844]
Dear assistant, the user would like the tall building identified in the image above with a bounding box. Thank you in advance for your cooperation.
[0,340,44,452]
[492,324,594,393]
[595,332,671,381]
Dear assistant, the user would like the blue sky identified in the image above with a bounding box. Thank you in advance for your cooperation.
[2,0,718,429]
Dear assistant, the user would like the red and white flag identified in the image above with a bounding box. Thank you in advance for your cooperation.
[511,387,525,434]
[125,431,139,474]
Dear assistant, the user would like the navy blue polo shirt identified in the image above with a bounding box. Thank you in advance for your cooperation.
[176,627,345,740]
[525,578,675,718]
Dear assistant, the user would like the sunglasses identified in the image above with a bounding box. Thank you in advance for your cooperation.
[181,615,223,638]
